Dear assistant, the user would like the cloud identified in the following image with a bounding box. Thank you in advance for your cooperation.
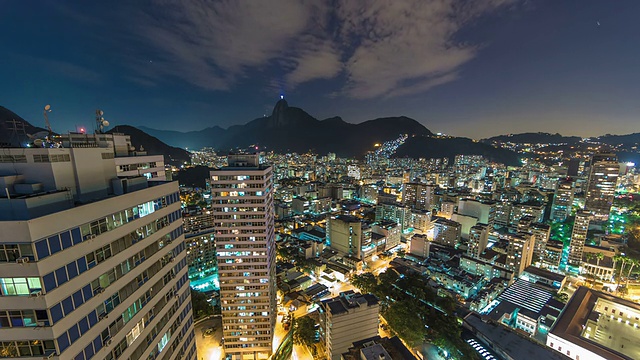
[8,53,103,84]
[115,0,516,97]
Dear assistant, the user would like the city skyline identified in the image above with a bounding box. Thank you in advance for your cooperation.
[3,1,640,138]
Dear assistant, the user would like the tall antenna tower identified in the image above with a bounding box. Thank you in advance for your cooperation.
[95,109,110,134]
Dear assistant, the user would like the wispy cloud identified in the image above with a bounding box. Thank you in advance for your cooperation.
[114,0,516,98]
[8,53,103,84]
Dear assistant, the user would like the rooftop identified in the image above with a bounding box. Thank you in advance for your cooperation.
[322,291,378,316]
[549,286,640,360]
[522,266,566,283]
[464,313,568,360]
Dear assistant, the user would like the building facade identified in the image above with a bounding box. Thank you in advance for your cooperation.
[432,217,461,248]
[467,223,490,259]
[0,143,195,360]
[210,154,276,360]
[568,212,590,267]
[551,178,574,222]
[318,292,379,360]
[585,153,619,221]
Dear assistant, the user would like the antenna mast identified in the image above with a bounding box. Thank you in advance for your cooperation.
[43,104,52,136]
[95,109,109,134]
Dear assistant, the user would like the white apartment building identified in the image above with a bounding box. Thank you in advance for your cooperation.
[0,142,195,360]
[318,291,379,360]
[210,154,276,360]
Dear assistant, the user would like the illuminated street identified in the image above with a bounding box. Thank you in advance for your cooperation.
[195,316,223,360]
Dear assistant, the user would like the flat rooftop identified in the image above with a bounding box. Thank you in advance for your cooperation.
[550,286,640,360]
[464,313,568,360]
[523,266,566,283]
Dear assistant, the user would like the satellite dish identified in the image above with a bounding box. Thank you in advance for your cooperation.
[34,139,43,147]
[44,104,51,111]
[102,120,110,127]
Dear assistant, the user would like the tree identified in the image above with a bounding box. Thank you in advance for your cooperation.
[351,272,377,294]
[191,289,214,319]
[627,258,638,278]
[554,292,569,303]
[585,253,594,265]
[596,252,604,266]
[293,316,316,348]
[383,299,427,347]
[615,255,628,283]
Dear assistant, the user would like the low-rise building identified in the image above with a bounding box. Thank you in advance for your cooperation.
[484,279,564,341]
[520,266,566,291]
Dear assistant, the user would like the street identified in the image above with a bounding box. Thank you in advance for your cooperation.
[195,316,223,360]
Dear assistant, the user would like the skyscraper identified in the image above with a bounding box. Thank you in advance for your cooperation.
[585,153,619,221]
[568,211,590,267]
[551,178,574,222]
[210,154,276,360]
[0,135,195,360]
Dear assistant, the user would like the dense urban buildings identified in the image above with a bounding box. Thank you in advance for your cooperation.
[0,133,196,360]
[210,154,276,360]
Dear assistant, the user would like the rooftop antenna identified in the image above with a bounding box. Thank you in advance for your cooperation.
[95,109,109,134]
[43,104,52,136]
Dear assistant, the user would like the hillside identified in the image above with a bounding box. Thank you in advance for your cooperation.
[108,125,190,165]
[0,106,48,147]
[397,135,521,166]
[482,132,582,145]
[138,98,522,163]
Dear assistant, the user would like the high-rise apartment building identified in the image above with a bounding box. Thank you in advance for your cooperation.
[183,210,217,287]
[432,217,462,248]
[402,182,435,210]
[568,211,590,267]
[457,198,496,227]
[210,154,276,360]
[375,203,411,232]
[327,215,363,260]
[467,223,489,259]
[585,153,619,221]
[528,222,551,259]
[503,233,535,277]
[318,291,379,360]
[509,203,544,228]
[409,234,431,258]
[551,178,574,222]
[0,138,195,360]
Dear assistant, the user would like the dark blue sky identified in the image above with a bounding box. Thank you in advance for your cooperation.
[2,1,639,138]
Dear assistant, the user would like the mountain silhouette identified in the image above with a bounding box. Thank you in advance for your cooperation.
[138,99,525,164]
[0,106,48,147]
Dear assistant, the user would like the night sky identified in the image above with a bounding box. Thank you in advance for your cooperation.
[2,1,639,139]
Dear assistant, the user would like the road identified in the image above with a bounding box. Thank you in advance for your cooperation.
[273,314,313,360]
[195,316,223,360]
